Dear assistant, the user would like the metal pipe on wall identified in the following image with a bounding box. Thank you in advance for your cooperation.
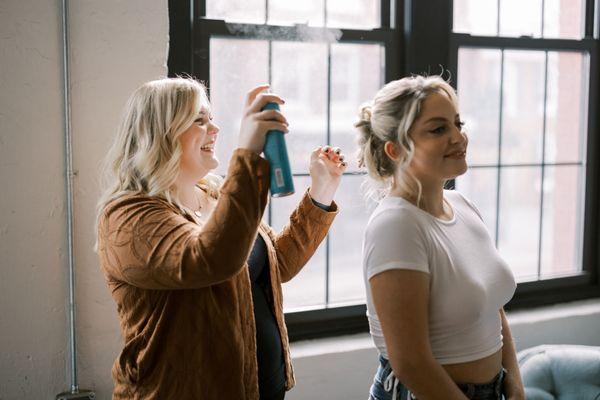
[56,0,95,398]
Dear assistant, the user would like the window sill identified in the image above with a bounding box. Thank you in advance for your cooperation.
[290,298,600,359]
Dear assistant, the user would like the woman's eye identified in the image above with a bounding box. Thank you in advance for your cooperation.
[431,126,446,134]
[456,120,466,129]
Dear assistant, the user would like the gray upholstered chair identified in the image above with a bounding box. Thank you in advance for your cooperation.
[517,344,600,400]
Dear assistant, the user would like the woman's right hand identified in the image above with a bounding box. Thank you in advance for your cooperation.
[238,85,289,154]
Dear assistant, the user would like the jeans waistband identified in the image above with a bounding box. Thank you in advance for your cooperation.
[455,367,506,396]
[378,356,506,399]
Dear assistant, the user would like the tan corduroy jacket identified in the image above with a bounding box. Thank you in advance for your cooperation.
[97,149,338,400]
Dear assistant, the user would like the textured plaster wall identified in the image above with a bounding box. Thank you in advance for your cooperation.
[1,1,68,397]
[0,1,168,398]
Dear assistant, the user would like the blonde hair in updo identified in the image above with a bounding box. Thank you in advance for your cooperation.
[355,75,458,203]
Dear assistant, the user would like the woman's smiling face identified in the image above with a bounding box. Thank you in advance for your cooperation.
[405,91,469,183]
[178,106,220,182]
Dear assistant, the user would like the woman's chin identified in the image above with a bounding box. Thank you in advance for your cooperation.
[194,159,219,179]
[199,154,219,167]
[444,164,468,180]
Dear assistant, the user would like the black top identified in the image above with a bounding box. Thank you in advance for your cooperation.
[247,234,286,398]
[247,198,331,398]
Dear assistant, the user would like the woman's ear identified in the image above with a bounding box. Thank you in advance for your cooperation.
[383,141,399,162]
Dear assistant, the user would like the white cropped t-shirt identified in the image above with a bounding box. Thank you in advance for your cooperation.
[362,190,517,365]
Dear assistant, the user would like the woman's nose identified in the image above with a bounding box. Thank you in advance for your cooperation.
[209,121,220,135]
[451,125,466,144]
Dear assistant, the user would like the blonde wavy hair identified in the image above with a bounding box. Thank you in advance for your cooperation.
[355,75,458,204]
[95,77,223,235]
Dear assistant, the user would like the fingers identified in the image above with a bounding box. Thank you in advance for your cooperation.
[321,146,339,154]
[255,109,288,125]
[248,93,286,114]
[245,85,271,107]
[260,120,289,134]
[314,146,348,169]
[321,146,343,160]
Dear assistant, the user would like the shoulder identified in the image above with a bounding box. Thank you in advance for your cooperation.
[100,193,179,226]
[445,188,477,205]
[445,189,483,221]
[366,198,428,239]
[443,188,465,203]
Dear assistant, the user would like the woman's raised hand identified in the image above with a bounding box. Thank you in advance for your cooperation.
[238,85,289,154]
[308,146,347,206]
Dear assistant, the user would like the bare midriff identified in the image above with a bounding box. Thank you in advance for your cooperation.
[442,348,503,384]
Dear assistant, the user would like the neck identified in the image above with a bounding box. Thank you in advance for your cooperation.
[173,172,204,209]
[391,176,447,217]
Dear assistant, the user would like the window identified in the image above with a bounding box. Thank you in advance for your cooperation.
[168,0,401,338]
[207,4,388,313]
[450,0,600,307]
[168,0,600,339]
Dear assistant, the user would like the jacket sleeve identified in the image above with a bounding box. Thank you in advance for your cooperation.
[98,149,270,290]
[265,189,338,283]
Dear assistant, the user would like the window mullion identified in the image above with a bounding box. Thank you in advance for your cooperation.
[267,40,273,226]
[325,42,332,307]
[584,0,595,37]
[537,51,550,279]
[495,50,505,248]
[496,0,501,36]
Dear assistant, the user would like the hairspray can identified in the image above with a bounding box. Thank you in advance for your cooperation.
[261,102,294,197]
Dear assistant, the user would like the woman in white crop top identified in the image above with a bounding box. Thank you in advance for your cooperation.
[356,75,525,400]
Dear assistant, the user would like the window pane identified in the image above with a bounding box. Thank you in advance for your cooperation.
[329,175,370,305]
[540,166,585,278]
[207,0,265,24]
[453,0,498,35]
[272,42,328,173]
[454,0,585,38]
[499,0,543,37]
[272,176,326,311]
[268,0,324,26]
[597,0,600,38]
[543,0,585,39]
[502,50,545,164]
[331,43,383,173]
[326,0,380,29]
[210,38,269,176]
[545,51,588,163]
[455,167,498,244]
[457,48,501,166]
[498,167,542,281]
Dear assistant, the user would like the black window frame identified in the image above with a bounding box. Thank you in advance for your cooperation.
[168,0,600,341]
[448,0,600,311]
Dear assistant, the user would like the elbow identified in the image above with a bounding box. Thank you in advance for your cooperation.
[212,246,250,282]
[278,257,304,283]
[389,358,413,379]
[279,265,293,283]
[389,354,435,381]
[181,237,247,286]
[213,260,246,284]
[274,251,297,283]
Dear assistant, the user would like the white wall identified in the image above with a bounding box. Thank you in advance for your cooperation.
[0,1,168,398]
[1,1,67,397]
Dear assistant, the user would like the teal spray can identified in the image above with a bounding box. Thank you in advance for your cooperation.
[261,102,295,197]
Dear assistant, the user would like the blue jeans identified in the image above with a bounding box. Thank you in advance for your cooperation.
[369,356,507,400]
